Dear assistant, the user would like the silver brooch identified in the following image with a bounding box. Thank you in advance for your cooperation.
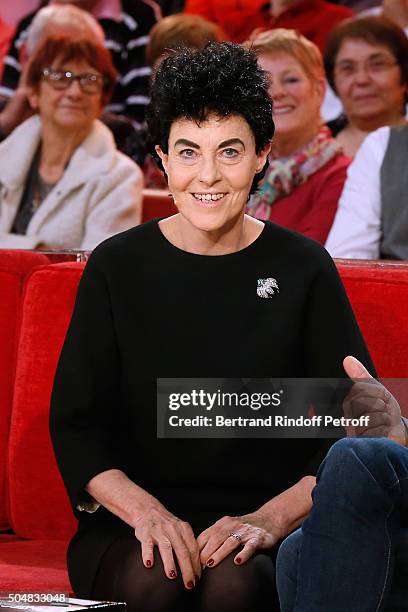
[257,278,279,298]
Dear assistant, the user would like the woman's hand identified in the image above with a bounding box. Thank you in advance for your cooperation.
[197,477,315,568]
[85,469,201,589]
[133,502,201,589]
[197,511,283,568]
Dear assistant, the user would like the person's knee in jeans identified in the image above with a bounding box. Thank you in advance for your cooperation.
[276,528,303,612]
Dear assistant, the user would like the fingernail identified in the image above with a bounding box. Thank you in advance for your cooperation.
[207,559,214,567]
[146,560,151,567]
[169,569,177,578]
[187,581,194,589]
[235,557,242,564]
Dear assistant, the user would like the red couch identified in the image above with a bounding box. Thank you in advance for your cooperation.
[1,250,408,594]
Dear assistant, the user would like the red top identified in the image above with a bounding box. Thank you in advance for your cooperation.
[184,0,271,43]
[184,0,353,48]
[267,154,350,245]
[271,0,353,53]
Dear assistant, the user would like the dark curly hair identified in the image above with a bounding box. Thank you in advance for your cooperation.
[147,42,274,194]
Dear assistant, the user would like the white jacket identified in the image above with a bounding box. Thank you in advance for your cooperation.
[0,115,143,250]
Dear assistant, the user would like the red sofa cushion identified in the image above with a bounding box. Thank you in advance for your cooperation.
[8,263,84,540]
[0,251,49,531]
[0,540,71,591]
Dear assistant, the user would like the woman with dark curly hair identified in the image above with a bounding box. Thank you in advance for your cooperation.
[50,42,380,612]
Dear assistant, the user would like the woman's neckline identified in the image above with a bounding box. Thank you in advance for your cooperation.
[154,218,269,259]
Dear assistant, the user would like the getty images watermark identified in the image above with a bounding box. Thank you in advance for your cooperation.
[157,378,372,439]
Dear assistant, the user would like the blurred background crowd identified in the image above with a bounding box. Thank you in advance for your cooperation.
[0,0,406,258]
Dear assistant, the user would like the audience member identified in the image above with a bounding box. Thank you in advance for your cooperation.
[0,5,149,161]
[0,0,160,124]
[325,123,408,260]
[246,29,350,245]
[146,13,224,67]
[0,5,104,139]
[0,17,13,81]
[129,13,225,187]
[184,0,269,43]
[268,0,354,53]
[185,0,353,51]
[0,35,142,250]
[325,16,408,157]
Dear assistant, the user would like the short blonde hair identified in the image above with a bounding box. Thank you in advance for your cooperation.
[247,28,324,82]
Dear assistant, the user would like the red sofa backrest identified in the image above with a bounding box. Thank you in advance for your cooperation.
[7,262,84,540]
[337,262,408,378]
[0,251,49,531]
[142,188,177,223]
[3,255,408,540]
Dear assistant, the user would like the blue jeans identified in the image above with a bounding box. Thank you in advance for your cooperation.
[276,438,408,612]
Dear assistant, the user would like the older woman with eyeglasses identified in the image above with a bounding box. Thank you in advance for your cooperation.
[0,35,142,250]
[325,16,408,158]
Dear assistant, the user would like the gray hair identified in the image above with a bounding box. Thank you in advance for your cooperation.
[26,4,105,55]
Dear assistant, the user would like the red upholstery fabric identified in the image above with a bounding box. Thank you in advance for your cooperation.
[338,263,408,417]
[8,263,84,540]
[337,263,408,378]
[142,189,177,223]
[0,534,19,544]
[0,540,71,591]
[0,251,49,531]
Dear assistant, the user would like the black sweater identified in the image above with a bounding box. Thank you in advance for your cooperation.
[50,219,374,595]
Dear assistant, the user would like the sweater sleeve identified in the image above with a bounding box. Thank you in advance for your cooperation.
[297,244,376,473]
[49,248,124,515]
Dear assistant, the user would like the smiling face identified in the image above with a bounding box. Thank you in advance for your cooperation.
[28,58,103,133]
[333,38,406,125]
[156,114,269,234]
[257,51,324,152]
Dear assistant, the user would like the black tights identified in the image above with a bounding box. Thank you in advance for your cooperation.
[91,535,278,612]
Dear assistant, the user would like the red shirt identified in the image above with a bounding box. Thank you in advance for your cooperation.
[271,0,353,53]
[268,154,350,245]
[184,0,269,43]
[184,0,353,50]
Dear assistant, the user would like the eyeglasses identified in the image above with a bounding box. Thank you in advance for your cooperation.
[41,68,106,94]
[334,57,398,81]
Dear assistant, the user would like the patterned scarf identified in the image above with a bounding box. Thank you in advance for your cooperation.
[247,126,342,220]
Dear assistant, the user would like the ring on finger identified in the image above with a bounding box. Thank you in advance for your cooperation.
[229,531,242,542]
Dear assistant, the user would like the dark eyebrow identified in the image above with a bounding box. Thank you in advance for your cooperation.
[173,138,246,150]
[337,52,393,65]
[218,138,245,150]
[174,139,199,149]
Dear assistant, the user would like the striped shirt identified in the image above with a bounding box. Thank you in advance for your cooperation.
[0,0,161,124]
